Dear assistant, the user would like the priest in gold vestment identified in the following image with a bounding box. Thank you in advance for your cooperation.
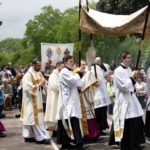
[22,59,50,144]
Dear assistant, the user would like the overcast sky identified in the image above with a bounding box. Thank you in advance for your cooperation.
[0,0,98,41]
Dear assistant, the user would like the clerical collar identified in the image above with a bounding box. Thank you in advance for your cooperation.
[65,66,73,71]
[120,64,128,69]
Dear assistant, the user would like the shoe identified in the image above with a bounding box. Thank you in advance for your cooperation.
[15,114,21,118]
[36,139,50,144]
[0,132,6,138]
[83,138,95,144]
[146,136,150,141]
[69,138,76,144]
[100,131,107,136]
[77,144,89,150]
[52,130,57,137]
[134,144,145,150]
[77,145,84,150]
[83,138,90,144]
[60,144,76,149]
[0,114,6,119]
[24,138,36,143]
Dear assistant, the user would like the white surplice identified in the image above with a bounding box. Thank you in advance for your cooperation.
[146,67,150,110]
[113,65,143,142]
[91,65,111,108]
[56,67,83,120]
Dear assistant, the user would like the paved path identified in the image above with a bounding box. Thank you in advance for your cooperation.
[0,110,150,150]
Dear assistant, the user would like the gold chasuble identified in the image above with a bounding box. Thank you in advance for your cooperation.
[80,94,89,136]
[22,67,45,125]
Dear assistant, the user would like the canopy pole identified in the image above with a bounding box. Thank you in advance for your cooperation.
[79,0,82,67]
[86,0,89,12]
[135,1,150,70]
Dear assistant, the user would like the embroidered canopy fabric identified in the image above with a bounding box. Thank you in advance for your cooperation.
[80,6,150,39]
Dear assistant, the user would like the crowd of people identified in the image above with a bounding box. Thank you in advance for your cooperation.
[0,52,150,150]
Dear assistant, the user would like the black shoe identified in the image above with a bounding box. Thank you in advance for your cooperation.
[100,131,107,136]
[36,139,50,144]
[69,138,76,144]
[84,138,99,144]
[52,130,57,137]
[134,144,145,150]
[60,144,76,149]
[0,132,6,138]
[24,138,36,143]
[15,114,21,118]
[0,114,6,119]
[77,144,89,150]
[77,145,84,150]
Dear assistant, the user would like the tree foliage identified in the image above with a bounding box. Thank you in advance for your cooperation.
[25,6,62,56]
[0,38,24,52]
[96,0,149,14]
[1,2,150,69]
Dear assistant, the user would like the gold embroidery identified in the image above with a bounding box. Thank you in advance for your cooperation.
[66,129,74,137]
[114,128,124,137]
[29,72,43,125]
[80,94,89,136]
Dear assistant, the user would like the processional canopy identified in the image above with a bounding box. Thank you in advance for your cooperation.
[80,6,150,39]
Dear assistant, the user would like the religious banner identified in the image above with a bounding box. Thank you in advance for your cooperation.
[86,46,96,70]
[41,43,74,70]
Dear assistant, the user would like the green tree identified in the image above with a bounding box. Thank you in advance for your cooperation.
[25,6,63,57]
[56,7,78,43]
[96,0,149,14]
[0,38,24,52]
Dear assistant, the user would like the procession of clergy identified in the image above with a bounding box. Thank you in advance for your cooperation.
[21,51,150,150]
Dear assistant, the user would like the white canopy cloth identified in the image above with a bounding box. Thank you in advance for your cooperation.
[80,6,150,38]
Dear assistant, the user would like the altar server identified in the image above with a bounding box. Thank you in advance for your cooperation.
[109,51,145,150]
[56,55,84,150]
[91,63,111,135]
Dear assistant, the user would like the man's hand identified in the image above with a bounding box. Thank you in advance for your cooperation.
[94,81,100,87]
[131,70,138,79]
[39,80,46,87]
